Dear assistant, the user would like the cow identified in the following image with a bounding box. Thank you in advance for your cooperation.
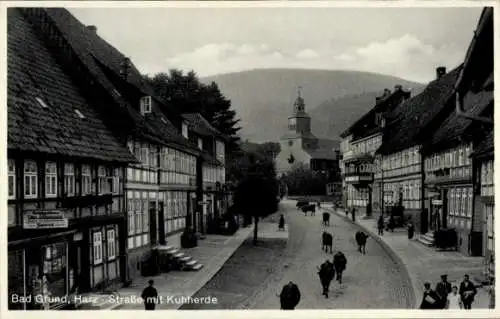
[317,260,335,298]
[302,204,316,216]
[355,231,369,254]
[322,212,330,226]
[296,201,309,209]
[333,251,347,284]
[322,231,333,253]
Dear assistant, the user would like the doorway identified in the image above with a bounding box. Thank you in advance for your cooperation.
[149,201,157,245]
[157,201,165,245]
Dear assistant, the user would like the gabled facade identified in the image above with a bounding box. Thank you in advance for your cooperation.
[7,9,137,309]
[340,86,411,216]
[375,67,461,233]
[182,113,230,233]
[19,8,204,282]
[420,7,494,257]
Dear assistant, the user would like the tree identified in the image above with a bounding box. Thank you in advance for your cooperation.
[232,150,279,245]
[282,165,329,196]
[143,69,241,155]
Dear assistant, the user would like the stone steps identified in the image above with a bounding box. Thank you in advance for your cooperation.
[417,232,435,247]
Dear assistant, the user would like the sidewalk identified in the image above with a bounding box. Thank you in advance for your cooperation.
[324,205,492,309]
[111,226,253,310]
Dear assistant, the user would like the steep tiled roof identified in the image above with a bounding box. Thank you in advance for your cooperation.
[318,138,340,150]
[472,130,493,158]
[40,8,198,154]
[377,67,461,155]
[340,88,411,139]
[280,131,317,140]
[7,9,137,163]
[304,149,337,160]
[182,113,224,139]
[430,76,493,148]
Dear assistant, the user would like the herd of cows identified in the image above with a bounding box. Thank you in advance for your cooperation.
[295,200,370,255]
[292,200,372,300]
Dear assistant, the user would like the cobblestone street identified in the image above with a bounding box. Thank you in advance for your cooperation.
[181,200,413,309]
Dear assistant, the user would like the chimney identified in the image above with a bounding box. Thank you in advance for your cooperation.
[383,88,391,96]
[394,84,402,91]
[436,66,446,79]
[86,25,97,33]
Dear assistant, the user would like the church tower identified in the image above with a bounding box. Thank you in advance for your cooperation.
[287,86,312,135]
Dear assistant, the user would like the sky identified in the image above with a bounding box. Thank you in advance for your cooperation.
[69,6,483,83]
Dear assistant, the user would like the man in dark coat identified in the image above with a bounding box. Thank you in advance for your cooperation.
[377,215,384,236]
[459,274,477,309]
[420,282,441,309]
[279,281,301,310]
[333,251,347,284]
[435,274,452,309]
[141,279,158,310]
[317,260,335,298]
[278,214,285,231]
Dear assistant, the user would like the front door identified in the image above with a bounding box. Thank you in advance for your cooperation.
[149,201,157,245]
[442,189,448,229]
[157,201,165,245]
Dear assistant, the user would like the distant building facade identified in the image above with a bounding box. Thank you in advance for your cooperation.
[340,86,411,216]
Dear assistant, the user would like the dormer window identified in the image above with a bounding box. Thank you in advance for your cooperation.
[140,96,152,115]
[36,97,49,109]
[380,118,386,128]
[182,121,188,139]
[197,138,203,150]
[75,109,85,119]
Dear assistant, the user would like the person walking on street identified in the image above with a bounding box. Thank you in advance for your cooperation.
[279,281,301,310]
[420,282,441,309]
[141,279,158,310]
[278,214,285,231]
[377,215,384,236]
[459,274,477,309]
[407,220,415,239]
[446,286,462,309]
[435,274,452,309]
[351,207,356,222]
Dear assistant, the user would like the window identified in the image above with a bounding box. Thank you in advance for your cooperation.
[135,200,142,234]
[82,165,92,195]
[182,122,189,139]
[44,162,58,197]
[36,97,49,109]
[467,188,473,218]
[98,166,109,194]
[64,164,75,196]
[450,189,455,216]
[459,147,465,166]
[24,160,38,198]
[8,159,15,199]
[127,199,135,235]
[107,229,116,260]
[461,188,467,217]
[142,199,149,233]
[140,96,152,114]
[112,168,120,194]
[93,232,103,264]
[141,147,149,166]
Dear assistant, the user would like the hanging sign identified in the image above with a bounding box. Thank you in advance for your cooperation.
[23,210,69,229]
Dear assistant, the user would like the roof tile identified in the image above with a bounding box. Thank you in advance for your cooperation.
[7,9,136,163]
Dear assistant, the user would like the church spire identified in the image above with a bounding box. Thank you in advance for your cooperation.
[293,86,305,114]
